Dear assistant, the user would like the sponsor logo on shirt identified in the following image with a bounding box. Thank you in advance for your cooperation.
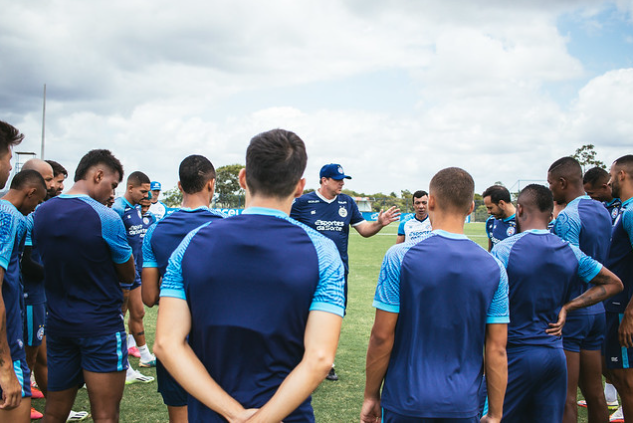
[128,224,145,236]
[315,220,345,232]
[308,200,320,204]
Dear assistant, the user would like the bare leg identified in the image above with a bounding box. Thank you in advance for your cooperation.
[0,397,31,423]
[121,289,130,315]
[42,386,78,423]
[167,405,188,423]
[35,335,48,396]
[83,370,125,423]
[128,287,146,348]
[563,350,579,423]
[24,345,39,379]
[610,368,633,421]
[578,349,608,423]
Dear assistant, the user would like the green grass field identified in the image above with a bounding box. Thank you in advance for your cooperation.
[31,222,591,422]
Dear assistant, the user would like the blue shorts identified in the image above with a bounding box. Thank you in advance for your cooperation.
[604,312,633,369]
[502,345,566,422]
[562,313,605,352]
[24,303,46,347]
[47,331,128,391]
[0,359,31,399]
[156,358,187,407]
[382,409,477,423]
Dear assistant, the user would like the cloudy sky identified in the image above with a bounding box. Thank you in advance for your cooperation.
[2,0,632,196]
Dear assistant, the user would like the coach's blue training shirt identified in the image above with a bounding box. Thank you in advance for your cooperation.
[33,195,132,337]
[604,197,633,313]
[373,230,509,419]
[290,191,364,272]
[0,200,27,359]
[23,209,46,305]
[492,230,602,347]
[552,195,612,315]
[113,197,144,283]
[160,207,345,422]
[143,207,225,276]
[397,214,432,242]
[486,214,517,248]
[605,198,622,224]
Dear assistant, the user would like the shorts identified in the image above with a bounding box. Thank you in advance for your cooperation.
[604,312,633,369]
[562,313,605,352]
[0,359,31,399]
[502,345,566,422]
[47,331,128,391]
[382,409,477,423]
[24,303,46,347]
[156,358,187,407]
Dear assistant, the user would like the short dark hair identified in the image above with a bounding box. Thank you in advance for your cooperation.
[45,160,68,178]
[245,129,307,199]
[613,155,633,176]
[482,185,511,204]
[412,190,428,204]
[10,169,46,192]
[548,157,582,181]
[179,155,216,194]
[429,167,474,214]
[127,171,150,186]
[517,184,553,214]
[0,120,24,155]
[74,149,124,183]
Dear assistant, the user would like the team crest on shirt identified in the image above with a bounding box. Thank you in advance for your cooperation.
[143,217,151,225]
[37,327,44,341]
[18,339,23,349]
[339,207,348,218]
[612,208,619,220]
[506,226,516,236]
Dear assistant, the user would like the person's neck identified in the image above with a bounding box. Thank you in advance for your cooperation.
[1,191,20,210]
[564,186,586,204]
[124,193,136,206]
[317,187,336,201]
[246,195,294,215]
[181,192,210,209]
[66,181,90,197]
[429,213,466,234]
[621,185,633,203]
[416,213,428,221]
[517,219,548,232]
[503,204,516,219]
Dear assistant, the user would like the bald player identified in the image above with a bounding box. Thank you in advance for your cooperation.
[548,156,613,423]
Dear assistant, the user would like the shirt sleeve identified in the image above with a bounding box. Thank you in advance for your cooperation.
[24,213,34,247]
[623,208,633,250]
[349,200,365,226]
[289,198,303,221]
[568,243,603,283]
[0,210,19,271]
[397,219,406,236]
[142,223,158,268]
[486,258,510,324]
[373,243,413,313]
[308,234,346,317]
[553,211,580,246]
[100,208,133,264]
[485,216,494,240]
[160,222,211,301]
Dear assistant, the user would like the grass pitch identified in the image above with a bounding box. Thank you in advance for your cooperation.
[31,222,590,422]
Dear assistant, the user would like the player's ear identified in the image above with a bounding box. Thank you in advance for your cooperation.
[93,168,104,184]
[238,168,247,190]
[468,201,474,214]
[294,178,306,198]
[26,187,37,198]
[177,181,183,193]
[207,178,215,194]
[427,194,436,211]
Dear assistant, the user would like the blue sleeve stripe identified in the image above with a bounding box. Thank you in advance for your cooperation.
[310,302,345,317]
[142,260,158,268]
[113,251,132,265]
[582,263,602,283]
[486,316,510,324]
[159,289,187,301]
[373,300,399,313]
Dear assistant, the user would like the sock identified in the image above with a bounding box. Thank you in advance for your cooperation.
[126,361,136,377]
[138,344,154,362]
[127,334,136,349]
[605,382,618,403]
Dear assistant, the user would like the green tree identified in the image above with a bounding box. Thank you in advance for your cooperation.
[162,187,183,208]
[572,144,606,172]
[216,164,245,196]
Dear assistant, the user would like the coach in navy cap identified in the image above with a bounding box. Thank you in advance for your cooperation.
[320,163,352,180]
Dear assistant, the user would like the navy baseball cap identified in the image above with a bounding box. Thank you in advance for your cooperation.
[320,164,352,180]
[150,181,161,191]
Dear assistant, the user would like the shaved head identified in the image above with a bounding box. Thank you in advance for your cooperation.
[22,158,55,199]
[548,157,582,184]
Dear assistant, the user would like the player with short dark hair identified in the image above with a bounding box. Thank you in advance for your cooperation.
[583,166,622,224]
[547,156,613,423]
[491,184,622,422]
[0,121,24,190]
[142,154,225,422]
[112,171,156,383]
[396,190,431,244]
[483,185,517,251]
[33,149,135,423]
[44,160,67,198]
[602,155,633,421]
[362,167,509,423]
[155,129,345,422]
